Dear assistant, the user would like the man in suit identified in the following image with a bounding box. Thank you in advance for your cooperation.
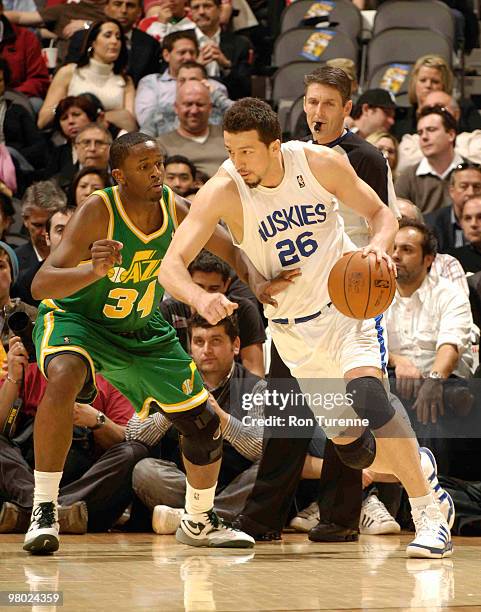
[64,0,161,86]
[190,0,253,99]
[12,181,66,306]
[425,163,481,253]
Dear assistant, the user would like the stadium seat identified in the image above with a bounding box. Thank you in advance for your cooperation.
[366,62,414,107]
[280,0,362,41]
[271,61,315,133]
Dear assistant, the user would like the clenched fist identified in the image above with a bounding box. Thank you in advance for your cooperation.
[91,240,123,277]
[194,292,238,325]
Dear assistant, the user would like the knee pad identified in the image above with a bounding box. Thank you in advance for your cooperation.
[166,401,222,466]
[334,429,376,469]
[346,376,395,430]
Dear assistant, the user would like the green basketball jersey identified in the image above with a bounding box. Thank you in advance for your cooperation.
[51,185,178,332]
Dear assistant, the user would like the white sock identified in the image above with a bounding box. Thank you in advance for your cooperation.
[185,481,217,515]
[409,493,435,509]
[33,470,62,509]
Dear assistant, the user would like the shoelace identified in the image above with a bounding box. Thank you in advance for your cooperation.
[364,496,394,523]
[32,502,56,529]
[412,505,443,538]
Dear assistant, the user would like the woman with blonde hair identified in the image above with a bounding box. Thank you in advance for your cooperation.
[394,53,481,139]
[366,131,399,181]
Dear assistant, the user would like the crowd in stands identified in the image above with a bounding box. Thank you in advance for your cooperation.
[1,0,481,542]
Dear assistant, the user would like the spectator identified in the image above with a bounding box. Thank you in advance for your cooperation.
[64,0,162,87]
[5,0,105,62]
[366,131,399,181]
[190,0,253,99]
[397,197,469,296]
[164,155,197,197]
[0,59,45,192]
[0,335,149,534]
[67,167,110,208]
[0,192,14,242]
[0,241,36,355]
[161,250,266,377]
[386,218,473,410]
[140,61,232,136]
[392,54,481,141]
[138,0,195,44]
[135,31,229,126]
[397,92,481,175]
[128,314,266,532]
[42,95,104,183]
[350,89,396,140]
[425,162,481,252]
[395,106,464,213]
[56,123,112,192]
[12,181,66,306]
[38,19,137,133]
[449,196,481,273]
[0,0,49,104]
[157,80,226,178]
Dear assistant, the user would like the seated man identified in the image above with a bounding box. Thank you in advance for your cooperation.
[140,61,233,136]
[55,123,113,192]
[386,218,473,435]
[449,196,481,273]
[161,250,266,376]
[164,155,197,198]
[190,0,253,99]
[156,80,227,179]
[128,314,265,532]
[0,205,149,533]
[135,31,227,128]
[395,106,464,214]
[12,181,66,307]
[350,89,396,140]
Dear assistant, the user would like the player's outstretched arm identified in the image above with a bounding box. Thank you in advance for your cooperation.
[31,195,114,300]
[159,178,239,324]
[306,147,398,262]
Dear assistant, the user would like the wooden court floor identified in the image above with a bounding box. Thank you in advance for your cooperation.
[1,533,481,611]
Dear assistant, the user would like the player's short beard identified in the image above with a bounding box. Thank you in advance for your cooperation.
[244,175,261,189]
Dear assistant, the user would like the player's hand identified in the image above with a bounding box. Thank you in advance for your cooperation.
[91,240,123,277]
[254,269,301,307]
[7,336,28,382]
[394,355,423,399]
[194,292,238,324]
[412,378,444,425]
[207,392,229,431]
[362,245,396,275]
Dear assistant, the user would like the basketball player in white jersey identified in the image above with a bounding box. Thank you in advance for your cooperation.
[158,98,453,558]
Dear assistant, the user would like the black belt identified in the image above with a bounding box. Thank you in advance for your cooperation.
[271,302,332,325]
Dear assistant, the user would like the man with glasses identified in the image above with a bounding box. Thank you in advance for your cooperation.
[426,163,481,252]
[396,106,466,214]
[57,124,113,192]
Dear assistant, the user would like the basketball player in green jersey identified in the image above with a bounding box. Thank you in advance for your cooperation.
[23,132,278,554]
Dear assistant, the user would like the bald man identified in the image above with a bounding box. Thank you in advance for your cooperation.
[157,80,226,178]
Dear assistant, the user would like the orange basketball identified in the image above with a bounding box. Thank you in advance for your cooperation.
[328,251,396,319]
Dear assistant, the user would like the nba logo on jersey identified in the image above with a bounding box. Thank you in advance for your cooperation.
[297,175,305,188]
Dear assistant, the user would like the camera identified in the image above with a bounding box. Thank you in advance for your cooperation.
[7,311,36,363]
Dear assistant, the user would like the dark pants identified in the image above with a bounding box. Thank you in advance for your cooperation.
[239,343,362,534]
[0,435,149,532]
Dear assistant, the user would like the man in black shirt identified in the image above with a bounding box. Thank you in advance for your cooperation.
[236,65,398,541]
[449,196,481,273]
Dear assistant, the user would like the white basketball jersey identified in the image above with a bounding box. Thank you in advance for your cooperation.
[222,140,356,320]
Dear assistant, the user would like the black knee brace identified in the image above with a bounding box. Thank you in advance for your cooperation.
[166,401,222,466]
[334,429,376,469]
[346,376,395,430]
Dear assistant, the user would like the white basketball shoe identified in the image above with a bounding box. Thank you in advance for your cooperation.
[419,447,455,529]
[176,509,255,548]
[23,502,59,555]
